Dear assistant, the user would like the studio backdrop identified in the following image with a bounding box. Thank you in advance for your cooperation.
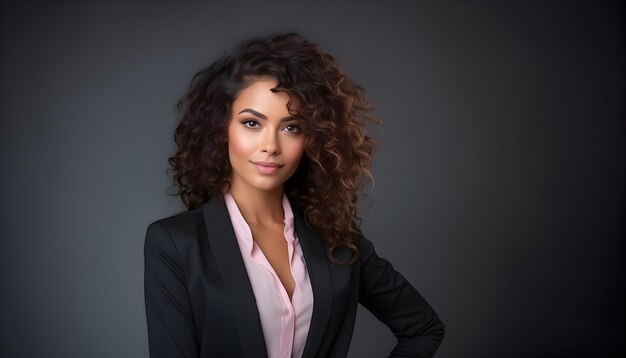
[0,1,623,357]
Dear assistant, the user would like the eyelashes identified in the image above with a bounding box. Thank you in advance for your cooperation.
[241,120,260,129]
[239,119,302,133]
[283,124,302,133]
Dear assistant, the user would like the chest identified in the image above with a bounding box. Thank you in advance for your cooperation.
[249,224,296,298]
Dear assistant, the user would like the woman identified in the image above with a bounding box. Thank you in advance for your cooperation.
[144,33,445,358]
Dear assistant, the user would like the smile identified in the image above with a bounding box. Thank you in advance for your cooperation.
[250,161,284,174]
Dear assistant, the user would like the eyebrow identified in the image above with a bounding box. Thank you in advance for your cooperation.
[238,108,267,120]
[238,108,300,122]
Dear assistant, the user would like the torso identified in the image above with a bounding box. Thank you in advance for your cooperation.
[249,223,296,299]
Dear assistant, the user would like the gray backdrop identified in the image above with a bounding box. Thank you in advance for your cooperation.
[1,1,623,357]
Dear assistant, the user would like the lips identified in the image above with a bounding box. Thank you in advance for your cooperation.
[250,161,284,174]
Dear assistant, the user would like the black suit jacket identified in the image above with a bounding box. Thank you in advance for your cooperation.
[144,198,444,357]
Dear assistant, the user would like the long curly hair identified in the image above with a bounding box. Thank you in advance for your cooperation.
[169,33,379,260]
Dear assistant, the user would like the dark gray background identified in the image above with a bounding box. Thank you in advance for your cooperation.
[1,1,623,357]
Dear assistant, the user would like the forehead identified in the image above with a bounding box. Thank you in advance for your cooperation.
[232,78,298,115]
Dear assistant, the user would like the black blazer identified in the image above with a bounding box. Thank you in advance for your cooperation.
[144,198,445,358]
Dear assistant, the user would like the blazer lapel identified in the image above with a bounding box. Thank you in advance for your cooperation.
[203,199,267,358]
[294,211,333,358]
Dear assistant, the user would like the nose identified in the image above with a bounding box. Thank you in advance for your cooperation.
[261,129,280,155]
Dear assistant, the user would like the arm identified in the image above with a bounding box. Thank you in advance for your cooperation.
[358,237,445,358]
[144,221,199,358]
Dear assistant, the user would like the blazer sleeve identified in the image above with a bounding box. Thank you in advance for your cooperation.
[144,221,199,358]
[358,236,445,358]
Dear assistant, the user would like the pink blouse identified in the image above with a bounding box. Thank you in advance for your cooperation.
[224,193,314,358]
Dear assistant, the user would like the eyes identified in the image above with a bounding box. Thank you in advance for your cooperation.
[241,119,302,134]
[283,124,301,133]
[241,120,260,129]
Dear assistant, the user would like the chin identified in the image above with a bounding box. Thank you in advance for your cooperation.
[249,178,286,192]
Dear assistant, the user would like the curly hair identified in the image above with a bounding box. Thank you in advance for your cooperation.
[169,33,379,260]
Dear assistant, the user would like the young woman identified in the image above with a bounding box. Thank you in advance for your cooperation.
[144,33,445,358]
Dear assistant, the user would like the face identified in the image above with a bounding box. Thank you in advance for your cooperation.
[227,78,305,196]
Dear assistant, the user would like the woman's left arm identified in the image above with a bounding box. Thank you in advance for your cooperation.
[358,236,445,358]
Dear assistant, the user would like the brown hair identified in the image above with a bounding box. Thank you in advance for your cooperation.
[169,33,378,260]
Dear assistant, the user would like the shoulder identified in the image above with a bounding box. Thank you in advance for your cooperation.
[356,235,376,263]
[144,198,230,252]
[144,207,205,254]
[147,206,205,236]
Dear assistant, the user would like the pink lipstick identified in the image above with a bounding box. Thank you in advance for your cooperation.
[250,161,284,174]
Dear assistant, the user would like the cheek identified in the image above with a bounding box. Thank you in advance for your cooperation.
[285,138,306,163]
[228,127,253,161]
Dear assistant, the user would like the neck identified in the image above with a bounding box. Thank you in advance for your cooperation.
[228,184,285,227]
